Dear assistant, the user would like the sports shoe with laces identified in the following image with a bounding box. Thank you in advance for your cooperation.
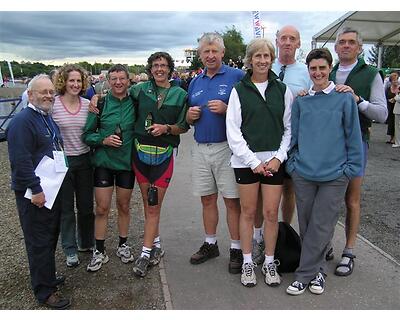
[228,248,243,274]
[241,262,257,287]
[133,256,151,277]
[116,243,134,263]
[261,260,281,287]
[252,239,265,265]
[41,291,71,310]
[190,242,220,264]
[309,272,325,294]
[87,250,109,272]
[66,253,80,267]
[286,281,307,295]
[149,247,165,266]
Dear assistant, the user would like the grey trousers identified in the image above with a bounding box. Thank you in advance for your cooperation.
[291,172,349,284]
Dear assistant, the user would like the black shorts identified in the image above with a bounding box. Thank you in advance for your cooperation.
[94,167,135,189]
[234,165,285,185]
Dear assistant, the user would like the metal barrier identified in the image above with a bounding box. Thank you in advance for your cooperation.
[0,97,22,142]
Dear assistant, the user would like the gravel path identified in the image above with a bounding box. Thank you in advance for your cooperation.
[0,141,165,310]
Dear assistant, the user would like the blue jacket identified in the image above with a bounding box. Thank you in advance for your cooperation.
[6,107,63,194]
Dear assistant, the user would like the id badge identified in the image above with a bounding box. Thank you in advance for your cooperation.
[53,151,68,172]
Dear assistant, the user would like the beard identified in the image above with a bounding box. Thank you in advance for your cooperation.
[35,101,54,115]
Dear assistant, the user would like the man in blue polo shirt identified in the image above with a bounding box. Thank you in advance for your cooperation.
[186,32,244,274]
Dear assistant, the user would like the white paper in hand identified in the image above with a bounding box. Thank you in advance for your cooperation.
[24,155,68,210]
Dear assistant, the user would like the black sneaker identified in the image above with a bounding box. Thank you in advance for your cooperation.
[190,242,220,265]
[228,248,243,274]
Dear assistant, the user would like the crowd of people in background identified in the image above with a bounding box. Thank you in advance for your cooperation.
[5,25,395,309]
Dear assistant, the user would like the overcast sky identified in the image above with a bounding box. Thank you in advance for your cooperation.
[1,11,350,66]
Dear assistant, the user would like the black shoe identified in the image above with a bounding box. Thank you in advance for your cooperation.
[325,247,334,261]
[190,242,220,264]
[228,248,243,274]
[41,292,71,309]
[55,274,65,286]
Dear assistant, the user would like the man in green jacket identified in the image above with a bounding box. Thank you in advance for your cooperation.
[83,64,136,272]
[330,27,387,277]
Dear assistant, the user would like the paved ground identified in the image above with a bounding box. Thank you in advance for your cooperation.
[160,123,399,310]
[0,122,398,310]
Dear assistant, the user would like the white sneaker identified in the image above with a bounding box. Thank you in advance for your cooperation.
[392,144,400,148]
[87,250,109,272]
[66,253,80,267]
[286,281,307,295]
[309,272,325,295]
[261,260,281,287]
[241,262,257,287]
[116,243,134,263]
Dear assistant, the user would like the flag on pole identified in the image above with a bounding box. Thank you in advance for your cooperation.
[0,65,3,87]
[7,61,15,86]
[252,11,262,38]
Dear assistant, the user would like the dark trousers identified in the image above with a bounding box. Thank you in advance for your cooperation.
[60,152,94,254]
[15,191,61,303]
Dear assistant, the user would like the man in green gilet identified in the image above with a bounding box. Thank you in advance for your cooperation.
[330,27,387,276]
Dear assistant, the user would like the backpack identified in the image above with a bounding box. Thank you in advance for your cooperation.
[274,221,301,273]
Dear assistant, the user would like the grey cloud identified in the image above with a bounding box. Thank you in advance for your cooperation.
[0,11,344,62]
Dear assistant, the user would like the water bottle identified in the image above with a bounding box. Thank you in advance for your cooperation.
[114,124,123,141]
[145,112,153,133]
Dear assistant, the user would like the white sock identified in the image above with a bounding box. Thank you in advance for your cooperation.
[205,234,217,245]
[230,239,241,250]
[253,227,263,243]
[153,236,161,248]
[265,255,274,265]
[243,253,253,264]
[140,246,152,258]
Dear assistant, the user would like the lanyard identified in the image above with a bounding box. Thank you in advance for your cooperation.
[40,113,62,151]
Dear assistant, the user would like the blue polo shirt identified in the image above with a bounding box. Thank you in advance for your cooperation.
[188,64,244,143]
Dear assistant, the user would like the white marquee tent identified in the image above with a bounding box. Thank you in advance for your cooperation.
[312,11,400,68]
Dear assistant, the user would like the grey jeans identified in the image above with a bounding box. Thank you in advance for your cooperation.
[291,171,349,283]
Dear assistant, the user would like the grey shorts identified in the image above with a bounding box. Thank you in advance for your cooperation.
[191,141,239,198]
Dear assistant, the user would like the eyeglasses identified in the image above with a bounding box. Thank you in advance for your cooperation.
[279,65,287,81]
[32,89,56,96]
[151,63,169,70]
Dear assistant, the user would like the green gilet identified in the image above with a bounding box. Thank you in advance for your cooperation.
[330,58,380,141]
[234,70,286,152]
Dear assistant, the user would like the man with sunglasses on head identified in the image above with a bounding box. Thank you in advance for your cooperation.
[251,25,311,266]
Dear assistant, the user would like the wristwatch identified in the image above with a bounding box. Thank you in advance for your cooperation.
[357,96,364,105]
[166,124,172,135]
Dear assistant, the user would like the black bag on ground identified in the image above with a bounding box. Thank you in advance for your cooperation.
[274,221,301,273]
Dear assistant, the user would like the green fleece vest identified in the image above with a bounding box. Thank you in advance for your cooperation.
[330,58,380,141]
[234,71,286,152]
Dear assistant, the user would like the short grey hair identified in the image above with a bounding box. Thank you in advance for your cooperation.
[198,32,225,52]
[27,74,51,91]
[335,26,363,46]
[243,38,276,69]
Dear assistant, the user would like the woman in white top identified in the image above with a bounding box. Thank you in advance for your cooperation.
[226,38,293,288]
[52,64,94,267]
